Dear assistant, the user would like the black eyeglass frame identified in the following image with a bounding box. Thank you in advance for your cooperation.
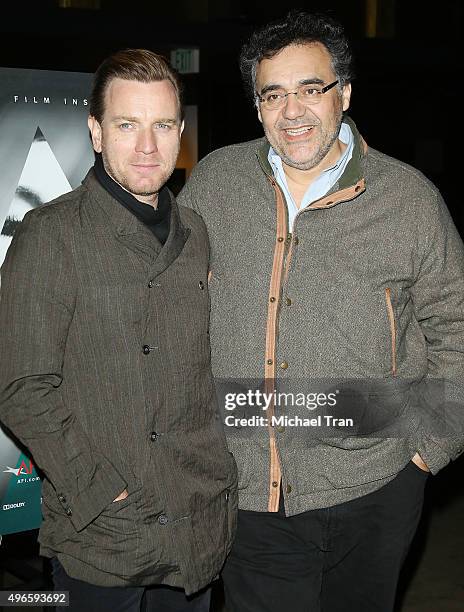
[256,79,340,108]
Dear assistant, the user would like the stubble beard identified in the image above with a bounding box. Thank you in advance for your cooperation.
[100,134,181,199]
[101,149,170,198]
[267,108,344,172]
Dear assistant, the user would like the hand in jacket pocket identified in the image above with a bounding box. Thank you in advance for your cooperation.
[113,489,129,502]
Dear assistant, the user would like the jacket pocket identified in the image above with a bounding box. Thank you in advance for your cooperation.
[81,488,142,571]
[385,288,397,377]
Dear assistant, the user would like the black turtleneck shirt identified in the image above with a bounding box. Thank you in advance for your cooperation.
[93,154,171,245]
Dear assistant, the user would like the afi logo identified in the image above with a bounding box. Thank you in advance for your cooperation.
[3,460,34,477]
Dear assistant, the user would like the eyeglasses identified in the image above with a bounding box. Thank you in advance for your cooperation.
[257,80,339,110]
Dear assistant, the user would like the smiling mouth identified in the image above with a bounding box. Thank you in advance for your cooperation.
[283,126,314,136]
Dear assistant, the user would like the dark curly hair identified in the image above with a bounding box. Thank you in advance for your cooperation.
[240,10,354,103]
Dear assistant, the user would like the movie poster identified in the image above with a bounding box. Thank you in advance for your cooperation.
[0,67,94,535]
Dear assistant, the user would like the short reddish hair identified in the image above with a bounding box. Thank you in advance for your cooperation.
[90,48,183,122]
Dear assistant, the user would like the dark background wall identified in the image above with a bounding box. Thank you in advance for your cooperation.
[1,0,462,229]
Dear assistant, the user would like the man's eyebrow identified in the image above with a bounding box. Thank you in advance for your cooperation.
[110,116,140,123]
[153,118,178,124]
[110,116,179,124]
[299,78,325,86]
[259,84,284,96]
[259,78,325,95]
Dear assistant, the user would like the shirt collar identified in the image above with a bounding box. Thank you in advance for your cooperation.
[267,121,355,226]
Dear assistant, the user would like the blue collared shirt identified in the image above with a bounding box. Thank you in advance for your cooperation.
[268,122,354,229]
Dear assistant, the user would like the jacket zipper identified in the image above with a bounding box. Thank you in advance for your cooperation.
[385,288,397,377]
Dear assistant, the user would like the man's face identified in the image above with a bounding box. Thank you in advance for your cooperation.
[255,43,351,172]
[88,78,183,205]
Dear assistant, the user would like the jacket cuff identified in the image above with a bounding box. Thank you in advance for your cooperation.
[415,434,453,474]
[55,456,127,532]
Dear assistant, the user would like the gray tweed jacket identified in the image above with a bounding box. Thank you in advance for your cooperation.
[0,170,237,593]
[178,117,464,515]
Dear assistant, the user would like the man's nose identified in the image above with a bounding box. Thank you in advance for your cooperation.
[282,92,306,119]
[136,129,158,154]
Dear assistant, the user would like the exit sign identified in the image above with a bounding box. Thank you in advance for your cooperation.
[171,49,200,74]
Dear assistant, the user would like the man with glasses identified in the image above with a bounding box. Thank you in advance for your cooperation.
[179,10,464,612]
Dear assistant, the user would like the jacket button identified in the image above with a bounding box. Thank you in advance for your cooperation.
[286,484,292,494]
[276,425,285,433]
[280,361,289,369]
[148,280,154,288]
[293,237,299,245]
[65,507,72,516]
[58,495,66,503]
[225,490,230,502]
[271,481,279,488]
[158,514,169,525]
[150,431,158,441]
[285,298,292,306]
[142,345,151,355]
[199,281,204,290]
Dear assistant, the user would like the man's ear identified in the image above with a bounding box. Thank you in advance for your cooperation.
[257,102,263,124]
[342,83,352,112]
[180,120,185,135]
[88,115,102,153]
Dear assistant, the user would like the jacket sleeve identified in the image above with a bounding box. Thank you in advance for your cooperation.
[0,210,127,531]
[178,168,203,215]
[410,191,464,473]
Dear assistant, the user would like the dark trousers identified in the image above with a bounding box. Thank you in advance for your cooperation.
[51,558,211,612]
[222,461,428,612]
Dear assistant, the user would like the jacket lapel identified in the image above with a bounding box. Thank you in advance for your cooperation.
[116,217,164,263]
[86,170,189,270]
[148,195,191,278]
